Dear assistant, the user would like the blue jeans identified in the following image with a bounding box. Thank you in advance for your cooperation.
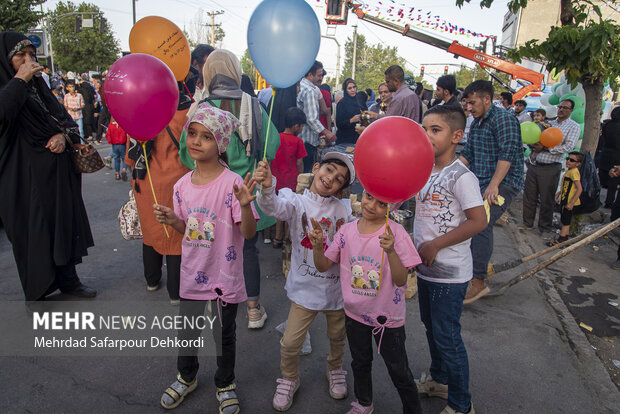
[75,118,84,138]
[471,183,519,280]
[111,144,128,173]
[418,277,471,413]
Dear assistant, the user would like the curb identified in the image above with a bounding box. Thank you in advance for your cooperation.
[504,212,620,412]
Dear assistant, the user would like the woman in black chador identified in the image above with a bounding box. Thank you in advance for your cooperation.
[0,31,96,301]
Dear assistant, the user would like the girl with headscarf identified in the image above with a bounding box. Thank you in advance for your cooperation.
[0,31,95,300]
[179,49,280,329]
[335,78,365,144]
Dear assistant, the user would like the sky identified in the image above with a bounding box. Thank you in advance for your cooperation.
[42,0,512,85]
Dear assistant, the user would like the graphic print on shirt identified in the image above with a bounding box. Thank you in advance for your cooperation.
[349,255,381,297]
[299,213,346,263]
[417,168,464,235]
[195,271,209,285]
[183,206,218,246]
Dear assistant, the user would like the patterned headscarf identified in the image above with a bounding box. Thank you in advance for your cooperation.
[184,103,240,155]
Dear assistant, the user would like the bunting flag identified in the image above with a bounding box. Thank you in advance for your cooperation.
[314,0,498,41]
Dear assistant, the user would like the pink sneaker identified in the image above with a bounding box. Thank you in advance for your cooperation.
[347,401,374,414]
[327,368,348,399]
[272,377,300,411]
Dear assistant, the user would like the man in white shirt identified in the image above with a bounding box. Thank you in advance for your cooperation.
[513,99,532,124]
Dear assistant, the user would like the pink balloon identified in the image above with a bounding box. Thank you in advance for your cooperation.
[104,54,179,141]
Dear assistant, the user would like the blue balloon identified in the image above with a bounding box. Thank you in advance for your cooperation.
[247,0,320,88]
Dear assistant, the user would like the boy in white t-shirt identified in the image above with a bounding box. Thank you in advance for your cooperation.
[414,105,487,414]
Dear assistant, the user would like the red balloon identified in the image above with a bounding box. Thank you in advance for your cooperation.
[104,54,179,141]
[354,116,434,204]
[540,127,563,148]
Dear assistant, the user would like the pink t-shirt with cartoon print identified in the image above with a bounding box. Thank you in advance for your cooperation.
[325,219,421,328]
[173,168,259,303]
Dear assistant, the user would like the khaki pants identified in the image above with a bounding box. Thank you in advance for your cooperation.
[280,301,346,379]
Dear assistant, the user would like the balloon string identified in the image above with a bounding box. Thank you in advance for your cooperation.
[142,141,170,238]
[259,87,276,199]
[183,81,194,103]
[378,206,390,290]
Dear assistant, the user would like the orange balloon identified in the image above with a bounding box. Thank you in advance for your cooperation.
[129,16,190,82]
[540,127,563,148]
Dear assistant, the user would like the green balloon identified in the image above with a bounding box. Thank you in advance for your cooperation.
[524,148,531,158]
[548,94,560,105]
[559,94,585,108]
[521,121,541,144]
[572,107,585,123]
[579,123,584,140]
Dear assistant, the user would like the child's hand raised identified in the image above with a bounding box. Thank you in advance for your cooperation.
[308,218,324,250]
[233,173,258,207]
[253,160,273,188]
[378,225,395,254]
[153,204,177,225]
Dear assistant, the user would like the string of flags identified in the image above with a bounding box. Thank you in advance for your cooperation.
[314,0,498,41]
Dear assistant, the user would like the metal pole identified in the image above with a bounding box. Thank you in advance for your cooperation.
[211,11,215,45]
[321,35,341,90]
[352,25,358,80]
[132,0,136,25]
[47,26,55,71]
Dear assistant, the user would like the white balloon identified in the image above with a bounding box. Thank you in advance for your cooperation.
[545,105,558,118]
[540,94,551,106]
[575,88,586,101]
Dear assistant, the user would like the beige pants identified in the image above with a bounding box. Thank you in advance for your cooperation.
[280,301,346,379]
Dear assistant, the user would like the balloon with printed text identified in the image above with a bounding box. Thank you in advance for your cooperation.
[104,54,179,141]
[354,117,434,204]
[129,16,190,82]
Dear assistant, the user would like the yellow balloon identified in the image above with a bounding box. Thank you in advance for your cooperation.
[129,16,190,82]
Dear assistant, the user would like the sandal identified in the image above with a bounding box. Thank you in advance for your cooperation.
[273,239,284,249]
[546,236,568,247]
[115,172,121,180]
[216,383,240,414]
[161,373,197,409]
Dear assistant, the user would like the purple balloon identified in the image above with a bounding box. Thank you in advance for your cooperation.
[104,54,178,141]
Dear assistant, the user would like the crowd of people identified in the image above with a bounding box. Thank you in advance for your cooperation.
[2,29,620,414]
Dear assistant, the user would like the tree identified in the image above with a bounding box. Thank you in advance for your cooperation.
[341,34,407,92]
[186,9,225,48]
[0,0,45,32]
[240,49,255,78]
[47,2,120,73]
[458,0,620,155]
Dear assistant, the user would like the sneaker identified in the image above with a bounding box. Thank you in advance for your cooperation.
[160,373,197,409]
[346,401,374,414]
[611,260,620,270]
[247,304,267,329]
[416,372,448,399]
[264,238,272,244]
[272,377,300,411]
[440,403,475,414]
[327,368,347,399]
[463,281,490,304]
[147,283,160,292]
[170,299,180,306]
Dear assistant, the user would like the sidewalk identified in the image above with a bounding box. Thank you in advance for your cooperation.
[0,169,618,413]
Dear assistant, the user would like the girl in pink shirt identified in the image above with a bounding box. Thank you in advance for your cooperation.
[154,105,259,414]
[312,191,423,414]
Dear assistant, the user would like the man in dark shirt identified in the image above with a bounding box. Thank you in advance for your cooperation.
[434,75,460,108]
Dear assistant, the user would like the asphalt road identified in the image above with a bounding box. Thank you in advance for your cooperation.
[0,144,618,413]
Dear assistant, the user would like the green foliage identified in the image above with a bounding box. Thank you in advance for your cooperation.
[341,34,407,92]
[240,48,255,78]
[48,1,120,73]
[0,0,45,32]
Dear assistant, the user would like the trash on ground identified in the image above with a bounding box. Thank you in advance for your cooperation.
[582,224,602,233]
[609,301,618,307]
[113,248,118,252]
[578,267,587,273]
[579,322,593,332]
[592,245,599,251]
[591,345,598,350]
[613,360,620,369]
[603,338,614,343]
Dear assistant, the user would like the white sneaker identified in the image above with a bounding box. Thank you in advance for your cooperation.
[247,304,267,329]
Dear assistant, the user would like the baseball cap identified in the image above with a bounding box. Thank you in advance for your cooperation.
[322,151,355,185]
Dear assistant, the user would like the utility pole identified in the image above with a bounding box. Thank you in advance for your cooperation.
[321,35,340,89]
[207,10,224,45]
[132,0,136,25]
[352,25,358,80]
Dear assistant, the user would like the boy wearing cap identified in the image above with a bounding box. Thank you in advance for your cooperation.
[253,152,355,412]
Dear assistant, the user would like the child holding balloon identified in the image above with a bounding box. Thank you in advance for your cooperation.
[153,105,260,413]
[415,105,487,414]
[310,190,424,414]
[253,152,355,412]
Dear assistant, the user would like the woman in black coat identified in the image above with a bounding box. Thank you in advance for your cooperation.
[0,31,96,300]
[335,78,365,144]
